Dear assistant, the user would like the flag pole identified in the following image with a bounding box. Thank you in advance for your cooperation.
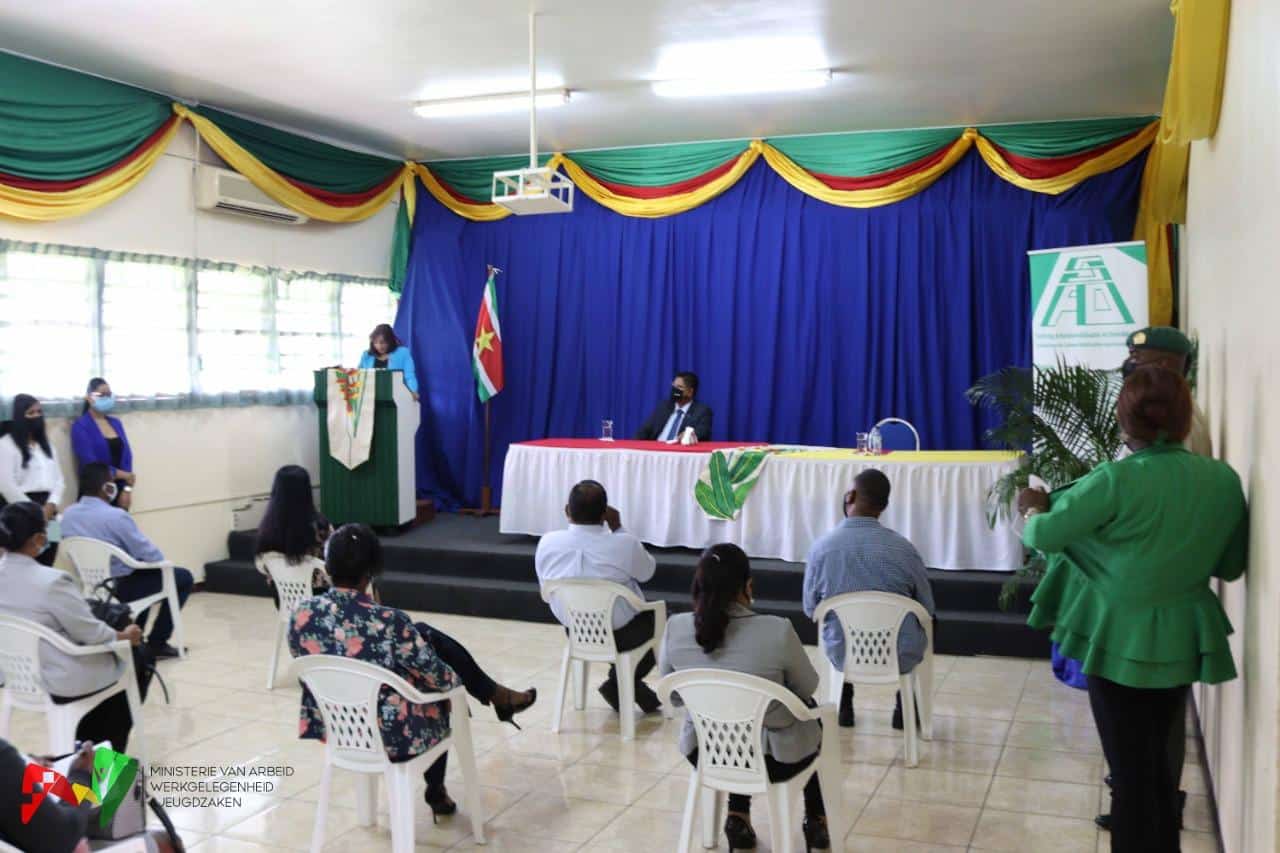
[464,264,501,518]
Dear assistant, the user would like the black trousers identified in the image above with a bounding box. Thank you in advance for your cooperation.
[686,750,824,817]
[1094,680,1188,802]
[415,622,499,705]
[1088,676,1189,852]
[115,567,194,648]
[604,610,657,687]
[404,621,509,792]
[50,646,154,754]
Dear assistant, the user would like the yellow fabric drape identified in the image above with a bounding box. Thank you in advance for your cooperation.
[0,118,182,221]
[553,146,762,217]
[400,167,418,225]
[1161,0,1232,144]
[760,130,977,208]
[977,122,1160,194]
[1133,134,1189,326]
[175,105,407,223]
[1130,0,1229,326]
[412,163,512,222]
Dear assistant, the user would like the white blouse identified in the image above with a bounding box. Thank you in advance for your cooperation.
[0,433,66,508]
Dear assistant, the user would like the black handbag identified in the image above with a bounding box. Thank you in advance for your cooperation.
[87,579,170,704]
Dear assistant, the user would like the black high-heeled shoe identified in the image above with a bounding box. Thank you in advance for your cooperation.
[723,813,757,851]
[424,786,457,824]
[802,815,830,852]
[493,686,537,730]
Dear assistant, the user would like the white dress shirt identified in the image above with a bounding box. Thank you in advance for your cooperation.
[534,523,657,628]
[0,434,66,507]
[659,401,692,442]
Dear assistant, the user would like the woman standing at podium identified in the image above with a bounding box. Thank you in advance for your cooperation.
[358,323,419,401]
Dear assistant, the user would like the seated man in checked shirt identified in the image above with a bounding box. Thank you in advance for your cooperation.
[802,468,936,730]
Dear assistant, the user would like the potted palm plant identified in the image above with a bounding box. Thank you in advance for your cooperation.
[966,359,1125,608]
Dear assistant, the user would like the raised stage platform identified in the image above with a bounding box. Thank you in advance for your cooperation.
[204,514,1049,659]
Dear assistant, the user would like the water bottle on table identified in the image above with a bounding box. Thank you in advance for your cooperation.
[869,427,883,454]
[601,419,614,441]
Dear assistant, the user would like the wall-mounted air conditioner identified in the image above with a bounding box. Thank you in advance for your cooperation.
[195,165,309,225]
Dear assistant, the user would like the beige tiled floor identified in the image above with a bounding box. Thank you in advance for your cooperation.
[6,593,1222,851]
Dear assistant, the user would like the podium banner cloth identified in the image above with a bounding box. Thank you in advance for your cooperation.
[501,440,1023,570]
[326,368,377,469]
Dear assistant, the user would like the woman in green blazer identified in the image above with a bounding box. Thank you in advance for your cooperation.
[1017,366,1248,851]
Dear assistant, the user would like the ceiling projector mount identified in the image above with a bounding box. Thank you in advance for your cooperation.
[491,13,574,215]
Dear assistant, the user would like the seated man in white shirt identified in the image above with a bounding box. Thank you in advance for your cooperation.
[534,480,662,714]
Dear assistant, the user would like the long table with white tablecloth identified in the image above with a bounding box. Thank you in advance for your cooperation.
[499,439,1023,571]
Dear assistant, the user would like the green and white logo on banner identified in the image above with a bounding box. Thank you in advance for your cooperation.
[1029,241,1148,369]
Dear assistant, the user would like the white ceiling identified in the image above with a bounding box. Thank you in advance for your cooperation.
[0,0,1173,162]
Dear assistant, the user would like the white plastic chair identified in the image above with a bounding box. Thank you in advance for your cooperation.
[290,655,486,853]
[0,612,147,773]
[872,417,921,452]
[813,591,935,767]
[256,552,326,689]
[541,579,667,741]
[657,668,845,853]
[63,536,186,658]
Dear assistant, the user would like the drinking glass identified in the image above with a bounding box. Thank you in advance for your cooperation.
[856,432,870,454]
[601,419,614,441]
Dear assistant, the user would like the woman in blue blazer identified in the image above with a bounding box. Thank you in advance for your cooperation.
[358,324,419,399]
[70,377,135,506]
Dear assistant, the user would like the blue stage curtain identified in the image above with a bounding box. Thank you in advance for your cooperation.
[398,149,1146,508]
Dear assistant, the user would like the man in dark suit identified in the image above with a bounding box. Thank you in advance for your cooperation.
[635,371,713,443]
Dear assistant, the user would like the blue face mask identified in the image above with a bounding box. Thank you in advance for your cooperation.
[92,395,116,414]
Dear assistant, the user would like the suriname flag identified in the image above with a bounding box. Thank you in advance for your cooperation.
[472,268,504,402]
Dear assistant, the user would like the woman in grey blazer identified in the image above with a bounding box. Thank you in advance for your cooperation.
[0,501,145,751]
[660,543,830,852]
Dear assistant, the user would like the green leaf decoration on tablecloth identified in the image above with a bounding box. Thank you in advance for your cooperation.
[696,448,770,520]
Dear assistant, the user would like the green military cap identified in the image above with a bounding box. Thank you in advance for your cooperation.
[1126,326,1192,355]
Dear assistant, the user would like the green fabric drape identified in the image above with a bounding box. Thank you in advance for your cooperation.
[420,118,1158,197]
[568,140,750,186]
[389,198,411,295]
[192,106,402,193]
[767,127,963,176]
[428,154,553,202]
[0,51,171,181]
[982,116,1156,157]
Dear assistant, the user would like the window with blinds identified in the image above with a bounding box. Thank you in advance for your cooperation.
[0,251,97,400]
[103,259,192,396]
[340,279,400,366]
[0,242,393,406]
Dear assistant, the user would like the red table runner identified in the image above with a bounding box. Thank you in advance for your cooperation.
[517,438,764,453]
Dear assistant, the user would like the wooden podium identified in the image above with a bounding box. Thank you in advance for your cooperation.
[313,369,419,527]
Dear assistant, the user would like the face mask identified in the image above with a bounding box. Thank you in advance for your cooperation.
[103,482,119,502]
[24,415,45,436]
[671,386,684,401]
[1120,357,1139,378]
[92,395,116,414]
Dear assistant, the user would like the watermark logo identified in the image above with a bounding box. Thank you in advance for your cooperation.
[20,748,137,828]
[1037,254,1134,328]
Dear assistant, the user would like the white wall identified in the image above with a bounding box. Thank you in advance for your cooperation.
[0,123,399,579]
[1183,0,1280,850]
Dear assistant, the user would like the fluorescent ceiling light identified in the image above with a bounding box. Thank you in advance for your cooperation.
[652,69,832,98]
[414,89,569,118]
